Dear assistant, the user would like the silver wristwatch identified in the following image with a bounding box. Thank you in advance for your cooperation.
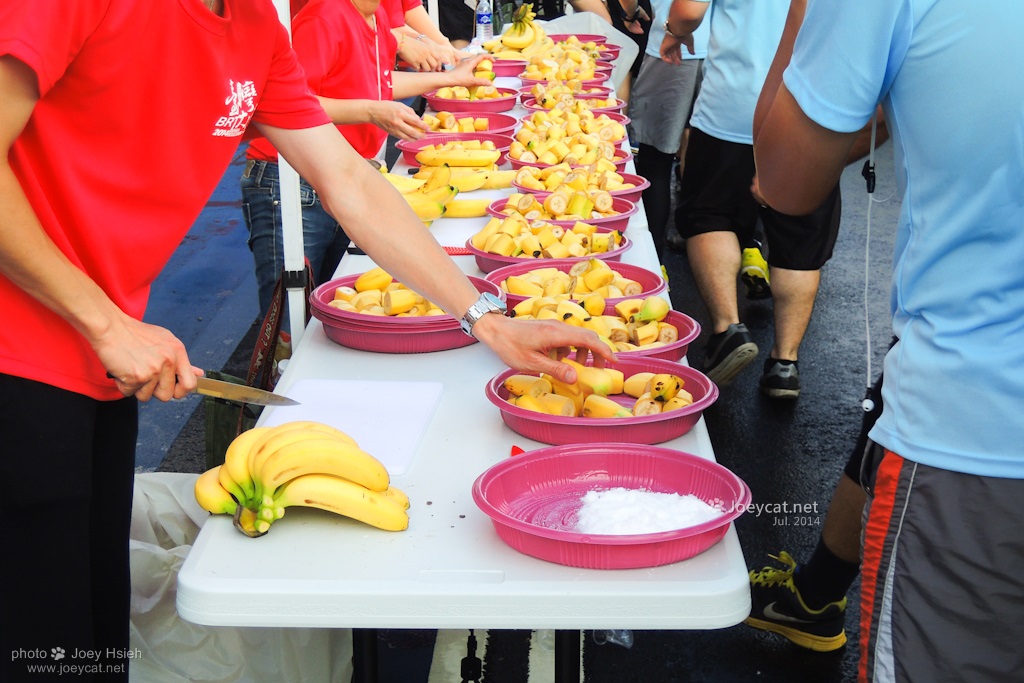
[460,292,507,336]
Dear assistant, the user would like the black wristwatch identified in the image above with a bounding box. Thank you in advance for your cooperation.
[459,292,507,337]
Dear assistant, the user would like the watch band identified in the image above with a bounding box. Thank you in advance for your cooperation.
[460,292,507,337]
[663,20,687,39]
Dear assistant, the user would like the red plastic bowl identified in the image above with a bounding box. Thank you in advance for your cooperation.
[509,147,633,174]
[512,172,650,205]
[309,274,503,330]
[485,258,666,307]
[422,112,518,137]
[423,87,519,113]
[472,442,751,569]
[485,357,718,446]
[395,132,514,166]
[491,58,528,77]
[466,229,631,273]
[486,195,637,232]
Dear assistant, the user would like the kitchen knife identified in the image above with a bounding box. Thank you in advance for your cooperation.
[196,376,299,406]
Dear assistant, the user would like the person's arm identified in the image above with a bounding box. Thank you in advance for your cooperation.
[393,27,441,72]
[258,121,614,381]
[752,0,860,214]
[317,95,429,141]
[0,56,199,401]
[611,0,651,35]
[391,54,492,100]
[660,0,709,65]
[568,0,613,24]
[403,5,467,66]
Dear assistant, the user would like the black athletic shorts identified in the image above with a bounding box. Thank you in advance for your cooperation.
[677,128,842,271]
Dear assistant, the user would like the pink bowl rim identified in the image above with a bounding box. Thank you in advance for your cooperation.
[466,229,632,272]
[423,87,520,112]
[521,97,628,115]
[512,172,650,200]
[309,274,504,327]
[518,72,612,88]
[484,258,671,308]
[517,84,613,100]
[508,147,634,173]
[545,33,617,46]
[485,195,637,229]
[472,441,750,545]
[485,357,719,430]
[395,131,514,155]
[421,112,519,136]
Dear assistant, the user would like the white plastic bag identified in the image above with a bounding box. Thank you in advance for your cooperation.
[129,473,353,683]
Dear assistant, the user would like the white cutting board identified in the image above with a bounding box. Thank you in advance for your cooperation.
[261,379,443,476]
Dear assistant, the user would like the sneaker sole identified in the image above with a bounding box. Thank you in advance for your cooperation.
[760,385,801,400]
[704,342,759,386]
[744,616,847,652]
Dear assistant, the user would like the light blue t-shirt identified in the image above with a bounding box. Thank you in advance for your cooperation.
[688,0,789,144]
[787,0,1024,478]
[644,0,710,61]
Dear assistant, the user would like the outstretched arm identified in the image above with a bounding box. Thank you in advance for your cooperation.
[259,121,615,381]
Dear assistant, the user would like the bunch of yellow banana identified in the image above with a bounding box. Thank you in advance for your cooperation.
[382,164,457,224]
[483,4,550,54]
[502,360,693,418]
[470,213,622,258]
[328,266,449,317]
[194,420,410,537]
[384,161,516,221]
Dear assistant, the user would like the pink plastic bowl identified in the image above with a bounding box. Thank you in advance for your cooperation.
[309,274,502,331]
[491,58,528,77]
[597,45,622,61]
[484,258,666,307]
[316,321,480,354]
[486,196,637,232]
[546,33,612,45]
[512,172,650,205]
[423,87,519,113]
[518,72,611,89]
[594,60,614,74]
[423,112,518,137]
[521,96,628,116]
[466,229,632,273]
[395,132,514,166]
[517,84,613,101]
[485,357,718,446]
[509,147,633,174]
[472,442,751,569]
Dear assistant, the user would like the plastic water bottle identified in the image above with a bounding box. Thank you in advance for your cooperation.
[474,0,493,44]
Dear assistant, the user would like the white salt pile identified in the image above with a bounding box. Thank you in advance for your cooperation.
[575,487,723,535]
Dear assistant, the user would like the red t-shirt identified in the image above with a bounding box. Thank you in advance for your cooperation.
[0,0,330,400]
[382,0,424,30]
[247,0,398,162]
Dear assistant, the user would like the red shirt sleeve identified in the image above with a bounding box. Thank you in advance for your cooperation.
[250,19,330,131]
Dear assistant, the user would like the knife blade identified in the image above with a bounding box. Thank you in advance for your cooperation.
[195,376,299,406]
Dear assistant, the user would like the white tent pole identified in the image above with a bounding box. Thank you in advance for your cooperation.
[271,0,310,350]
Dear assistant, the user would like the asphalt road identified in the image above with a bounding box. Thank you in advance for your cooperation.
[150,139,901,682]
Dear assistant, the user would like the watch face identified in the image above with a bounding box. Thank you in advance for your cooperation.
[483,292,507,313]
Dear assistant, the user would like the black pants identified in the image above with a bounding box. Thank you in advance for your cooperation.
[1,374,136,682]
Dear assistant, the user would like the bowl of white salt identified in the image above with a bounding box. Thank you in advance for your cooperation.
[471,442,751,569]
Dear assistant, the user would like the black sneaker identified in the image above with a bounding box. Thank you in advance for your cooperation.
[745,551,848,652]
[702,323,759,385]
[760,358,800,399]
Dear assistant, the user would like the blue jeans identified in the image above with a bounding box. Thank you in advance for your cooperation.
[240,158,350,320]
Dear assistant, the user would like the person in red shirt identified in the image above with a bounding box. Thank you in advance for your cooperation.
[0,1,609,680]
[244,0,492,324]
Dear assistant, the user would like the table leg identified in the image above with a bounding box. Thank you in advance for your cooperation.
[554,630,581,683]
[351,628,379,683]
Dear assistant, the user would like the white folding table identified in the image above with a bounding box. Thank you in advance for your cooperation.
[177,89,750,683]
